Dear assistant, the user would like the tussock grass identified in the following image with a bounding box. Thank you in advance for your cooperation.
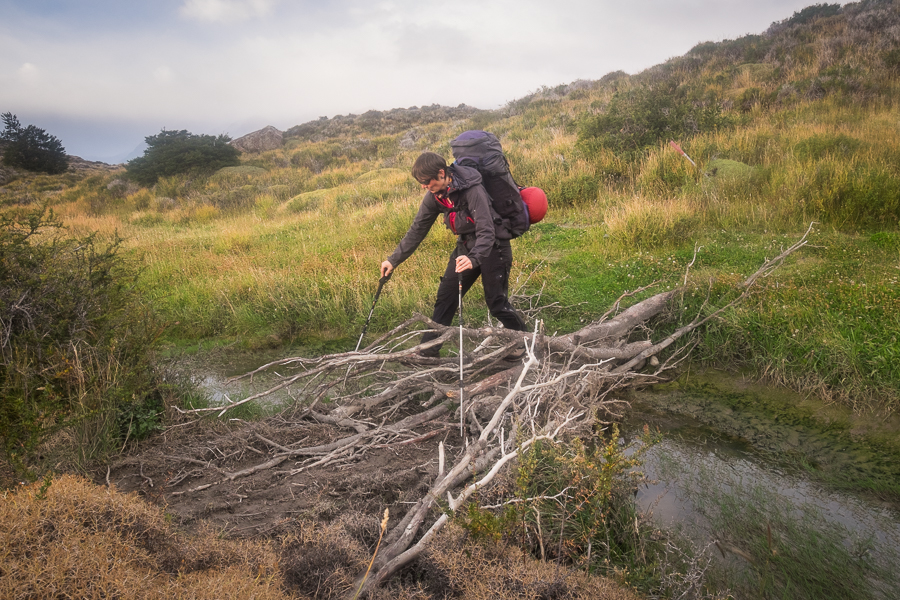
[0,475,289,600]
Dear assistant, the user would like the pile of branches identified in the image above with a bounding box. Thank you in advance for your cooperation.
[174,229,809,596]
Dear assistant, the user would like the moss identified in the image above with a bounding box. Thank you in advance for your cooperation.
[705,158,755,180]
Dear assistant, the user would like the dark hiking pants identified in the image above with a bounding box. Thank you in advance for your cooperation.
[419,240,526,356]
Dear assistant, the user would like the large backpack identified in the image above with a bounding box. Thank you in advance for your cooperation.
[450,130,545,239]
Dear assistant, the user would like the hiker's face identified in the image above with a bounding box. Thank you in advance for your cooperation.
[421,169,450,195]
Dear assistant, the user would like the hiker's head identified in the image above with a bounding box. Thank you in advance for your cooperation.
[412,152,450,193]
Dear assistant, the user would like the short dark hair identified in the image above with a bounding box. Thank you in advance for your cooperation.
[412,152,447,184]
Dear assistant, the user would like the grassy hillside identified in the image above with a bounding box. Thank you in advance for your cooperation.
[2,0,899,416]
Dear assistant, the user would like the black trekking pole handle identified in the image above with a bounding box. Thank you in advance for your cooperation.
[354,271,392,352]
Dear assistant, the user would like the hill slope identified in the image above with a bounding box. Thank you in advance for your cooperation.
[2,0,899,414]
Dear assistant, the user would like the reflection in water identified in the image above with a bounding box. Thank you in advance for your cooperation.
[175,348,306,409]
[636,436,900,547]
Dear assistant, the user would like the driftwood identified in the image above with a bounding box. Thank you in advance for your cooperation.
[169,226,811,596]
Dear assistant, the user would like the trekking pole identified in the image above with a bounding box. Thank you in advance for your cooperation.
[355,271,392,353]
[458,264,465,440]
[668,140,697,168]
[669,140,710,178]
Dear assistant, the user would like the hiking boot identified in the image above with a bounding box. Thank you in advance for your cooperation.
[506,346,527,361]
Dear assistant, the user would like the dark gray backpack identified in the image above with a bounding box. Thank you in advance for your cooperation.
[450,130,531,238]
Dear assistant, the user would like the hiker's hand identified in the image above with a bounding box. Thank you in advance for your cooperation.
[380,261,394,278]
[455,255,473,273]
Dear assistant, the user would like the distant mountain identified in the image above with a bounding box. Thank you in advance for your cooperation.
[285,104,486,142]
[96,141,147,166]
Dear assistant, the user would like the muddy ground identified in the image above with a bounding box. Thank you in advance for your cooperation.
[103,413,455,538]
[97,411,642,599]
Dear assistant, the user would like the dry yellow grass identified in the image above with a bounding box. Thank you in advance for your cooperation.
[0,475,292,600]
[603,194,697,249]
[1,476,646,600]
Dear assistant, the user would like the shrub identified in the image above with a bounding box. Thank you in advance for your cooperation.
[126,129,240,186]
[775,3,842,30]
[453,430,666,593]
[0,112,68,175]
[0,206,161,474]
[578,83,730,155]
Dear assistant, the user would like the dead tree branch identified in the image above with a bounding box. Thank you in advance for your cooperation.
[163,228,811,595]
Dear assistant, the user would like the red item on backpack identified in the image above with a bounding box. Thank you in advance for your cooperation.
[520,187,548,224]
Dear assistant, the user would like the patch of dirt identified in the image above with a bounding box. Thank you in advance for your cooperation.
[102,416,453,540]
[91,412,644,600]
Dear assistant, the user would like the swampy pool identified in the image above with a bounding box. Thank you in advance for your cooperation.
[623,373,900,596]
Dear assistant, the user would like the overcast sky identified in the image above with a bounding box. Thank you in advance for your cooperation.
[1,0,824,162]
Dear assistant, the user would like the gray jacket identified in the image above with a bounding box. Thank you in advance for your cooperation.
[386,164,502,270]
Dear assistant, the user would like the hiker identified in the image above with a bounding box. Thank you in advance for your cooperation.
[380,151,526,356]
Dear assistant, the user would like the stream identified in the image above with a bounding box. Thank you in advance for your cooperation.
[181,346,309,410]
[622,375,900,597]
[626,406,900,546]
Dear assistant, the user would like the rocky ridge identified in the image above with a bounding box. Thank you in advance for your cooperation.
[230,125,284,153]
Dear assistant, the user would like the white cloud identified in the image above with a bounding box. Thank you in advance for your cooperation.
[153,66,174,84]
[1,0,825,159]
[179,0,279,23]
[18,62,40,83]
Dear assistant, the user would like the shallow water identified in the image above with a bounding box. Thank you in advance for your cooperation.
[625,407,900,546]
[171,346,310,409]
[181,349,900,591]
[623,380,900,595]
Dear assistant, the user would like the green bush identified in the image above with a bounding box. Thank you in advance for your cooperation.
[577,83,731,155]
[454,430,674,593]
[779,3,842,28]
[126,129,240,186]
[0,206,162,475]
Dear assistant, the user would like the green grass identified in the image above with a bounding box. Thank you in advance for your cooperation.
[10,104,900,415]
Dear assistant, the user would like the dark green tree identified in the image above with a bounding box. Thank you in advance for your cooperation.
[125,129,240,186]
[1,112,68,174]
